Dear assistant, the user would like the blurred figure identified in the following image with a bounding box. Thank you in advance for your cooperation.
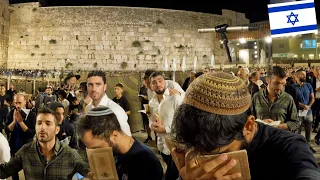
[0,85,9,133]
[112,83,130,115]
[139,77,152,143]
[6,84,16,104]
[237,68,259,97]
[182,71,196,91]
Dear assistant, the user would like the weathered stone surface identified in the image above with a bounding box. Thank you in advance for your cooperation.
[4,2,249,71]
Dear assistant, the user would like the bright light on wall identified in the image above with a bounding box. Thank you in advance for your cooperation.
[265,36,272,43]
[254,45,257,49]
[254,51,258,54]
[220,40,224,44]
[254,55,258,58]
[237,43,240,46]
[239,38,247,44]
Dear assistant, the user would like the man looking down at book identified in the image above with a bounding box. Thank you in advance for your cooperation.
[171,72,320,180]
[0,108,89,179]
[251,66,299,131]
[77,106,163,180]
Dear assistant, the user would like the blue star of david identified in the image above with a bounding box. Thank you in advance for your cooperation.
[287,12,299,26]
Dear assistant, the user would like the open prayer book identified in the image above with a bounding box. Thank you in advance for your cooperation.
[86,147,118,180]
[255,119,281,127]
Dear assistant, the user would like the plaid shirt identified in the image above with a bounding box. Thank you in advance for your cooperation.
[0,139,89,180]
[251,89,299,131]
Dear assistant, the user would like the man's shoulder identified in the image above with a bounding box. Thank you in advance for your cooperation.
[18,141,37,153]
[130,141,160,162]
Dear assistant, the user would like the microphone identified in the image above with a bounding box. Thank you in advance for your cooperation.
[198,26,259,33]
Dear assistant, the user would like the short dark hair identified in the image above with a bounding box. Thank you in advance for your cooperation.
[37,107,59,125]
[149,71,165,82]
[114,83,124,89]
[87,71,107,84]
[77,107,121,140]
[267,66,286,79]
[195,72,204,78]
[296,68,305,74]
[145,69,155,77]
[80,82,87,91]
[172,104,247,154]
[57,89,67,99]
[38,87,46,93]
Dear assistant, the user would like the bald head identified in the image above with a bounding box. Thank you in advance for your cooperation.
[237,68,249,82]
[14,94,27,110]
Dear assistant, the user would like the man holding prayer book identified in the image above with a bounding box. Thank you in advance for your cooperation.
[77,106,163,180]
[251,66,299,131]
[170,72,320,180]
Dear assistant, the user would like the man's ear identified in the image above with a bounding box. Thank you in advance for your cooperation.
[243,115,256,136]
[55,126,60,135]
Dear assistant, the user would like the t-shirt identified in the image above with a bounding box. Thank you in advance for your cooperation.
[247,122,320,180]
[112,96,130,112]
[115,140,163,180]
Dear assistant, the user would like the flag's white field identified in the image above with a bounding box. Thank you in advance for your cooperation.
[268,0,318,37]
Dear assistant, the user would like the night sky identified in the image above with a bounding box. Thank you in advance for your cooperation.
[8,0,320,23]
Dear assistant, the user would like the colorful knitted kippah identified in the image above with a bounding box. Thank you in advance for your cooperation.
[184,72,251,115]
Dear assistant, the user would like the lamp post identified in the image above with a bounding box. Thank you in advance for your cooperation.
[265,36,272,68]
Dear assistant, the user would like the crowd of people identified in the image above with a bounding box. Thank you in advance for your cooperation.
[0,66,319,180]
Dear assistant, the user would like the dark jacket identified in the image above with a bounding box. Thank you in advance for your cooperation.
[248,81,259,97]
[285,83,301,111]
[311,77,319,99]
[5,109,36,153]
[57,120,77,149]
[182,77,191,91]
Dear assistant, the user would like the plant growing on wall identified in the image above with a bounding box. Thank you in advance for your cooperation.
[34,45,39,48]
[132,41,141,47]
[121,62,128,69]
[65,62,73,69]
[41,53,46,56]
[32,8,37,12]
[49,39,57,44]
[156,19,164,25]
[174,44,185,49]
[93,62,98,68]
[30,53,35,56]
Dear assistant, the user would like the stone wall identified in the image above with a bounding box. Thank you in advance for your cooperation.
[7,2,249,71]
[0,0,9,68]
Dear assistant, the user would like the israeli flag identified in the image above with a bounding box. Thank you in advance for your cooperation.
[268,0,318,37]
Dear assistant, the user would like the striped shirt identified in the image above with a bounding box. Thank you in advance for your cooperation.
[0,139,89,180]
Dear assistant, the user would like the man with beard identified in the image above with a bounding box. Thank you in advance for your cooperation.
[77,106,163,180]
[4,94,36,180]
[0,108,89,179]
[170,72,320,180]
[149,71,183,180]
[251,66,299,131]
[292,69,315,144]
[85,71,131,136]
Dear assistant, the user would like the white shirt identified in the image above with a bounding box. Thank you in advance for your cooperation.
[149,88,184,155]
[85,94,132,136]
[147,80,185,101]
[316,78,320,98]
[0,133,10,173]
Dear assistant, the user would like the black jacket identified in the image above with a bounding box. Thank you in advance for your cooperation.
[311,77,319,99]
[5,109,36,153]
[248,81,259,97]
[57,120,77,149]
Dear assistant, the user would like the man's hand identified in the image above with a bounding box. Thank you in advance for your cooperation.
[172,149,241,180]
[14,109,24,123]
[304,105,310,111]
[263,119,274,123]
[152,121,166,133]
[169,88,180,96]
[3,100,9,106]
